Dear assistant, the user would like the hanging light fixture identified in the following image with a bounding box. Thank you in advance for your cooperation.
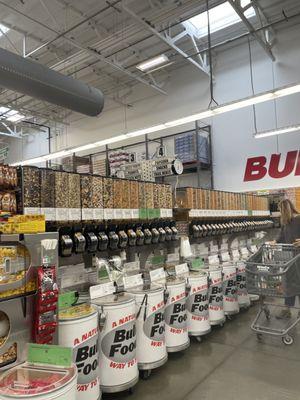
[254,124,300,138]
[11,81,300,166]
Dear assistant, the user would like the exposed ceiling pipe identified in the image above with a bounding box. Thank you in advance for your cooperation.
[0,47,104,116]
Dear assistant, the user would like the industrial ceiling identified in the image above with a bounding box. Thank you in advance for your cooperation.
[0,0,299,130]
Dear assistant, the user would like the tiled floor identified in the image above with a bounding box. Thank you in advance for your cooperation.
[105,304,300,400]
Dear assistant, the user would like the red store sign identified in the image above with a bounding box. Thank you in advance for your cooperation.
[244,150,300,182]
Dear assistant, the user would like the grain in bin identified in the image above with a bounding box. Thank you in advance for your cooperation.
[0,362,78,400]
[91,292,139,393]
[58,303,100,400]
[163,276,190,353]
[185,271,211,339]
[128,282,168,378]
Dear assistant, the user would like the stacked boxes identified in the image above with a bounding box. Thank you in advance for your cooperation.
[174,132,210,164]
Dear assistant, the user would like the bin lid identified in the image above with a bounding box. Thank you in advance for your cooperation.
[165,276,185,286]
[0,363,76,397]
[92,292,134,306]
[59,303,97,321]
[128,282,163,294]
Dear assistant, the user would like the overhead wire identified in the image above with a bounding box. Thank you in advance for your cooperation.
[206,0,218,108]
[247,37,258,135]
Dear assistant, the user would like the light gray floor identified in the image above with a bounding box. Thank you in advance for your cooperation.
[105,304,300,400]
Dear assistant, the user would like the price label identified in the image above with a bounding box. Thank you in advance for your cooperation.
[139,209,148,219]
[115,209,124,220]
[220,252,230,262]
[56,208,69,221]
[90,281,115,300]
[132,209,139,219]
[82,208,94,220]
[150,268,166,282]
[28,344,72,368]
[58,291,78,309]
[123,209,132,219]
[24,207,41,215]
[167,253,180,263]
[93,208,104,220]
[191,258,205,270]
[68,208,81,221]
[123,261,140,272]
[40,208,56,221]
[175,263,189,275]
[151,255,165,265]
[208,255,219,266]
[104,209,115,220]
[231,249,240,260]
[123,274,144,289]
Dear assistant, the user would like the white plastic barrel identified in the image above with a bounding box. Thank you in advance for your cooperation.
[186,272,211,337]
[164,276,190,352]
[236,261,251,308]
[0,363,77,400]
[208,268,225,326]
[92,293,139,393]
[58,304,100,400]
[222,265,239,315]
[129,284,168,371]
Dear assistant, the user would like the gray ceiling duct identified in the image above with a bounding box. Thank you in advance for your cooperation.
[0,47,104,117]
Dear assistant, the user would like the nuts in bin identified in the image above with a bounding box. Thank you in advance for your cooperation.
[0,342,17,366]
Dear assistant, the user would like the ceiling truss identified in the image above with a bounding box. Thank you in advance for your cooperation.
[228,0,275,61]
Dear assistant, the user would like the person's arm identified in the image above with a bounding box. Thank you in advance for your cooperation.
[277,227,284,244]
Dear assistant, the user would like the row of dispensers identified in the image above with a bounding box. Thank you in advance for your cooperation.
[190,219,274,239]
[58,221,179,257]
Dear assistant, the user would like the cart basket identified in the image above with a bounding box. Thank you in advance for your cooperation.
[245,244,300,297]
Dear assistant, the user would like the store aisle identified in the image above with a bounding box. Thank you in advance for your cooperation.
[105,305,300,400]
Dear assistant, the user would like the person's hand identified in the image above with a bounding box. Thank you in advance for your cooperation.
[293,239,300,247]
[266,240,276,245]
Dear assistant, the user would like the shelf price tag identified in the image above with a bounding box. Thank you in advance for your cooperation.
[123,274,144,289]
[208,255,219,266]
[150,267,166,282]
[148,209,156,219]
[58,291,78,309]
[167,253,180,263]
[28,344,72,368]
[175,263,189,275]
[231,249,240,261]
[123,261,140,272]
[139,208,148,219]
[89,281,115,300]
[151,255,165,265]
[191,258,204,270]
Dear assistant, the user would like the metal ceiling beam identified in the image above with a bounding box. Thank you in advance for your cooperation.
[121,3,210,75]
[228,0,275,61]
[0,0,166,95]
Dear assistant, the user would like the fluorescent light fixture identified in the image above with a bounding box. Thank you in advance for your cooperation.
[11,81,300,166]
[6,114,25,122]
[42,150,72,161]
[254,124,300,139]
[0,107,9,114]
[94,135,128,147]
[136,54,169,72]
[183,0,255,39]
[125,125,166,137]
[0,24,9,37]
[72,143,98,153]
